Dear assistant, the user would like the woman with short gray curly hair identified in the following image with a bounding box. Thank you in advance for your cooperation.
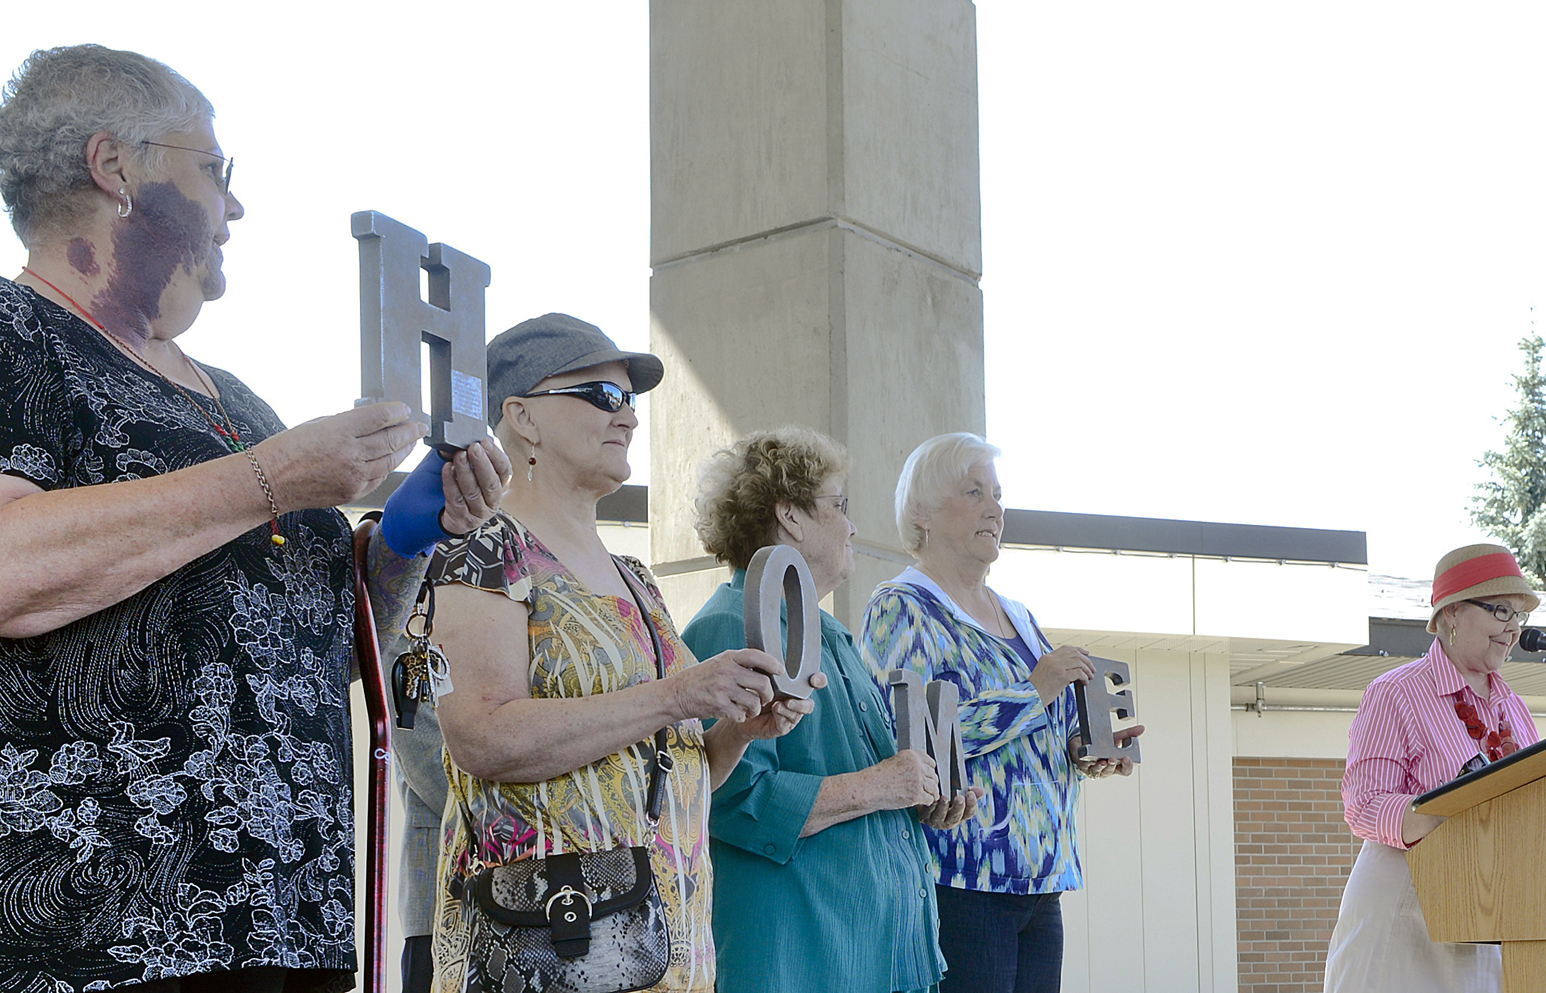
[0,44,213,243]
[683,426,981,993]
[0,44,511,993]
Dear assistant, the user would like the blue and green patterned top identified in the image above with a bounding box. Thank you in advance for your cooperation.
[861,567,1083,896]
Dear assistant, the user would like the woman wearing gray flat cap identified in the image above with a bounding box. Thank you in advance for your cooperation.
[424,313,817,993]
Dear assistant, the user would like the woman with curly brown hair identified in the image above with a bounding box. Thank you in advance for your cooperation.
[681,426,981,993]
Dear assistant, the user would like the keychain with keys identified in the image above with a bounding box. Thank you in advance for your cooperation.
[392,579,451,730]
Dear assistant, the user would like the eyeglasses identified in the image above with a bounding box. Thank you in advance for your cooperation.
[812,493,849,517]
[523,381,636,413]
[142,141,234,194]
[1466,599,1531,625]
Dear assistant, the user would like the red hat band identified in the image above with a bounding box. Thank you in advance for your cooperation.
[1431,551,1524,606]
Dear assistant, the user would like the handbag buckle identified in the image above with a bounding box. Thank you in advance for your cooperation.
[545,884,595,958]
[544,885,593,925]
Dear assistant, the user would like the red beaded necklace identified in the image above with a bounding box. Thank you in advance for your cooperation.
[1453,698,1518,762]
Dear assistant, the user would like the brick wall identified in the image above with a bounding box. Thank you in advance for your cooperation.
[1233,757,1362,993]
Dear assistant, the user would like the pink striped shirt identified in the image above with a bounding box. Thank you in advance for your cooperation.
[1343,638,1538,849]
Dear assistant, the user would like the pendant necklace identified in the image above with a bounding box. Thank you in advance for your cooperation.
[20,267,285,546]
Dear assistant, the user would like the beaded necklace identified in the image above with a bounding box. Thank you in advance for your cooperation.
[20,267,284,546]
[1453,697,1518,763]
[21,267,246,447]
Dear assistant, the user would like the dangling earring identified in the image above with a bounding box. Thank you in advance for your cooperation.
[526,443,537,483]
[923,529,930,549]
[117,188,133,218]
[1448,624,1456,647]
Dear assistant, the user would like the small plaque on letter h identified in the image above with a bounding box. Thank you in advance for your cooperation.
[1074,657,1141,763]
[887,670,969,798]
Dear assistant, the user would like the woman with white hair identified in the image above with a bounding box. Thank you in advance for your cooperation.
[861,433,1142,993]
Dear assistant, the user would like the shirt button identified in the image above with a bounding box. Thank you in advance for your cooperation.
[902,829,911,840]
[859,701,869,712]
[763,844,776,855]
[918,887,928,899]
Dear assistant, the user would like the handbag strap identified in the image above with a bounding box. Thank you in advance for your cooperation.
[613,557,673,827]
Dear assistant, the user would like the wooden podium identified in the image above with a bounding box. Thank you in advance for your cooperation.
[1407,737,1546,993]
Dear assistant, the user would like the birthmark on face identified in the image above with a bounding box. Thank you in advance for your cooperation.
[67,238,100,277]
[91,181,212,345]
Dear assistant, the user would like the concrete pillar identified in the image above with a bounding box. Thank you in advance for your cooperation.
[649,0,985,630]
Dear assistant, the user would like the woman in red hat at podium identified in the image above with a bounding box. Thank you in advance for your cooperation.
[1324,543,1541,992]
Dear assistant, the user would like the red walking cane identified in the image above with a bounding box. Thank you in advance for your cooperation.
[353,521,391,993]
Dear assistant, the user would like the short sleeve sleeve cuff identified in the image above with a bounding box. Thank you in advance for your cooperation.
[426,514,534,603]
[0,291,72,489]
[0,443,62,487]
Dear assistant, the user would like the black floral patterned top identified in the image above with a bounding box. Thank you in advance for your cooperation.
[0,278,357,993]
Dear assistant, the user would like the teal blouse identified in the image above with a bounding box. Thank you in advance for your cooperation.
[681,572,945,993]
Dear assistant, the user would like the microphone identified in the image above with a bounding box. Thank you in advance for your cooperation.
[1520,628,1546,653]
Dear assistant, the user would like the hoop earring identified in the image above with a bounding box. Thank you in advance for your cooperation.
[117,188,133,218]
[526,443,537,483]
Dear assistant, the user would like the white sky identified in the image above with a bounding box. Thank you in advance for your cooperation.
[7,2,1545,581]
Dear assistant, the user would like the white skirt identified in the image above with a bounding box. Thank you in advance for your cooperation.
[1323,839,1500,993]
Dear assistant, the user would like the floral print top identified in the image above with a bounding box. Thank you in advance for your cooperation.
[427,512,714,993]
[861,567,1084,896]
[0,279,358,991]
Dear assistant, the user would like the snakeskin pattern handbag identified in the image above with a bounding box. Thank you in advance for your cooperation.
[463,846,670,993]
[456,559,675,993]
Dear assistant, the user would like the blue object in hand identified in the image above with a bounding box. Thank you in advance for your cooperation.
[380,450,451,557]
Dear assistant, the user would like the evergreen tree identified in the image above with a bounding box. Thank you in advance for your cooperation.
[1472,332,1546,587]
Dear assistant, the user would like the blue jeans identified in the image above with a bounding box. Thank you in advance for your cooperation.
[936,886,1064,993]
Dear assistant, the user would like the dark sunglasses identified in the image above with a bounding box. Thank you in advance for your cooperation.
[523,381,637,412]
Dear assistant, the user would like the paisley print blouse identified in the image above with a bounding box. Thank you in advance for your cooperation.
[427,512,714,993]
[0,279,357,992]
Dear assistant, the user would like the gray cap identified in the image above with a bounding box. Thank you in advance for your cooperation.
[485,313,664,426]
